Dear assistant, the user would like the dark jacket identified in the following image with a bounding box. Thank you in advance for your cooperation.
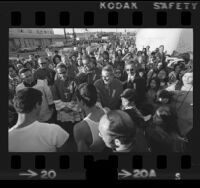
[124,108,145,130]
[145,122,187,152]
[52,78,77,102]
[34,68,56,86]
[123,76,147,106]
[123,109,150,152]
[94,78,123,110]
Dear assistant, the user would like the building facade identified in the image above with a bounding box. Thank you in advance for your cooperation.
[9,28,65,52]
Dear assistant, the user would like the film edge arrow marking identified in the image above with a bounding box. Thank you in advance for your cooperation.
[118,169,132,179]
[19,169,38,178]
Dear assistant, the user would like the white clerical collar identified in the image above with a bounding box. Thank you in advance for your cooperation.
[129,74,136,81]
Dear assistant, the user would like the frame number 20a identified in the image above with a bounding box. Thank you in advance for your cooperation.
[133,169,156,178]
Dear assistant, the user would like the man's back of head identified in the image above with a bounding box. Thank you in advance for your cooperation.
[99,110,137,151]
[76,83,97,108]
[13,87,43,114]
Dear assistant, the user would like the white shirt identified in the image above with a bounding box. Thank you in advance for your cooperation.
[9,121,69,152]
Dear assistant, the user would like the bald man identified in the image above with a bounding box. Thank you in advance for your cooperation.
[99,110,149,152]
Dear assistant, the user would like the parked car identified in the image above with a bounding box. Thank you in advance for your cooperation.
[17,47,35,53]
[33,46,42,51]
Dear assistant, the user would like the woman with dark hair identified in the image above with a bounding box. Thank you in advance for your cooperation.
[156,68,169,89]
[146,106,187,152]
[146,78,161,107]
[116,49,123,61]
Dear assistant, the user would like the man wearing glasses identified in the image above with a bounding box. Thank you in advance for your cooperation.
[94,65,123,110]
[34,57,56,86]
[123,61,138,90]
[123,61,147,106]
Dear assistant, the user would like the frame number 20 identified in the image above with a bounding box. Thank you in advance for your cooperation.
[41,170,57,179]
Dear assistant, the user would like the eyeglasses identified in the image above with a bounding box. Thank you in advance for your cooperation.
[126,69,134,72]
[102,75,110,79]
[58,71,67,74]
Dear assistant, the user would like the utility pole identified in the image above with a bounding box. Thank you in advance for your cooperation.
[64,28,67,43]
[72,28,76,45]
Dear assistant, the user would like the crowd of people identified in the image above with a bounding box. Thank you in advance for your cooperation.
[8,36,193,153]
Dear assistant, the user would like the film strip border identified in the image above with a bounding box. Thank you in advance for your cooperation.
[6,154,194,180]
[0,1,200,180]
[10,154,191,170]
[0,1,199,27]
[10,10,192,27]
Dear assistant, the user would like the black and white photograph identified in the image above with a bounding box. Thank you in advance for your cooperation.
[8,28,193,153]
